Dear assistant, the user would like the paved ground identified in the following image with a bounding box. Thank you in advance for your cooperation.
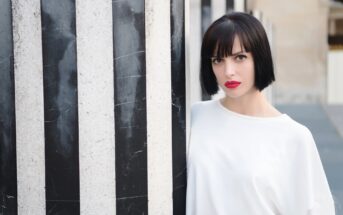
[277,104,343,215]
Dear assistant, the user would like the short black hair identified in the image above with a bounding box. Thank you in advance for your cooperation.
[200,12,275,96]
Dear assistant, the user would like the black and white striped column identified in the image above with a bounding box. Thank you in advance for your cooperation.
[2,0,188,214]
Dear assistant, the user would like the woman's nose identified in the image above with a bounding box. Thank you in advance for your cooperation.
[224,61,235,77]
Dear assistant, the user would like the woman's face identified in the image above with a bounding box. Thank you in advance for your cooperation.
[211,36,256,99]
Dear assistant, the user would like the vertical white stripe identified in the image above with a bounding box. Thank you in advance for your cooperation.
[234,0,245,12]
[12,0,46,214]
[185,0,191,149]
[76,0,116,214]
[212,0,226,21]
[189,0,203,105]
[262,19,274,104]
[145,0,173,214]
[211,0,225,104]
[211,0,227,101]
[252,10,274,104]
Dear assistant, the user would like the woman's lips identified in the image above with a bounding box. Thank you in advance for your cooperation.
[225,81,241,89]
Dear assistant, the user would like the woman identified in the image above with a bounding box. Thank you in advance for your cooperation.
[186,12,335,215]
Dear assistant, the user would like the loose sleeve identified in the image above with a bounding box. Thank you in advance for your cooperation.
[279,127,335,215]
[186,102,200,166]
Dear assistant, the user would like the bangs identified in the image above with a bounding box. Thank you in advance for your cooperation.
[203,21,252,59]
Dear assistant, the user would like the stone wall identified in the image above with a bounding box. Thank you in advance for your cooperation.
[250,0,329,104]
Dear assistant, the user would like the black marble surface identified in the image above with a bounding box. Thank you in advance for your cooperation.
[46,201,79,215]
[41,0,80,214]
[226,0,234,12]
[201,0,212,101]
[171,0,187,214]
[112,1,148,214]
[0,0,18,214]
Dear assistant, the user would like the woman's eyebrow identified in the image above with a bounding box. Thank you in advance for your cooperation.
[211,50,246,58]
[231,51,245,56]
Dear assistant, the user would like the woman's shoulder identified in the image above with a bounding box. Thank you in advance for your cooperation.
[281,115,315,144]
[189,100,218,125]
[191,99,217,111]
[190,100,217,116]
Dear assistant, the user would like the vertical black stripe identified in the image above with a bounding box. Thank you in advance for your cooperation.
[41,0,80,214]
[0,0,17,214]
[112,1,148,214]
[201,0,211,36]
[201,0,212,100]
[226,0,234,12]
[170,0,187,214]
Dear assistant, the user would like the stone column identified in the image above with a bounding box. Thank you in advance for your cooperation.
[4,0,187,214]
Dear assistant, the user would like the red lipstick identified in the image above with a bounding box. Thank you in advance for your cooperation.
[225,81,241,89]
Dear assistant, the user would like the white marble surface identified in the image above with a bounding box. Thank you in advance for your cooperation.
[189,0,203,106]
[12,0,46,214]
[234,0,245,12]
[146,0,173,214]
[76,0,116,214]
[212,0,226,21]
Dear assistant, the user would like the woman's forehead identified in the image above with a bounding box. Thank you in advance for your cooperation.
[213,38,246,57]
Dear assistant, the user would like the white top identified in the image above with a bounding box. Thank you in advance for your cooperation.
[186,99,335,215]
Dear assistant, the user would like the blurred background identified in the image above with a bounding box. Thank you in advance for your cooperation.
[187,0,343,213]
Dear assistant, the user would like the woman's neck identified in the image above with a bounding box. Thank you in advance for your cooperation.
[220,89,282,117]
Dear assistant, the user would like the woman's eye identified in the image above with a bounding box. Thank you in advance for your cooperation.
[212,58,222,64]
[235,55,247,61]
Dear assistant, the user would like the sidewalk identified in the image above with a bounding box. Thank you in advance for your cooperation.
[323,105,343,139]
[276,104,343,215]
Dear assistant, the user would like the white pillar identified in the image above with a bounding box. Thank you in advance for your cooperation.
[189,0,203,106]
[146,0,173,214]
[211,0,226,102]
[212,0,226,21]
[12,0,46,214]
[76,0,116,214]
[234,0,245,12]
[252,10,274,104]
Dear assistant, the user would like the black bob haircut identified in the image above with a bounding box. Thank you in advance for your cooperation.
[201,12,275,96]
